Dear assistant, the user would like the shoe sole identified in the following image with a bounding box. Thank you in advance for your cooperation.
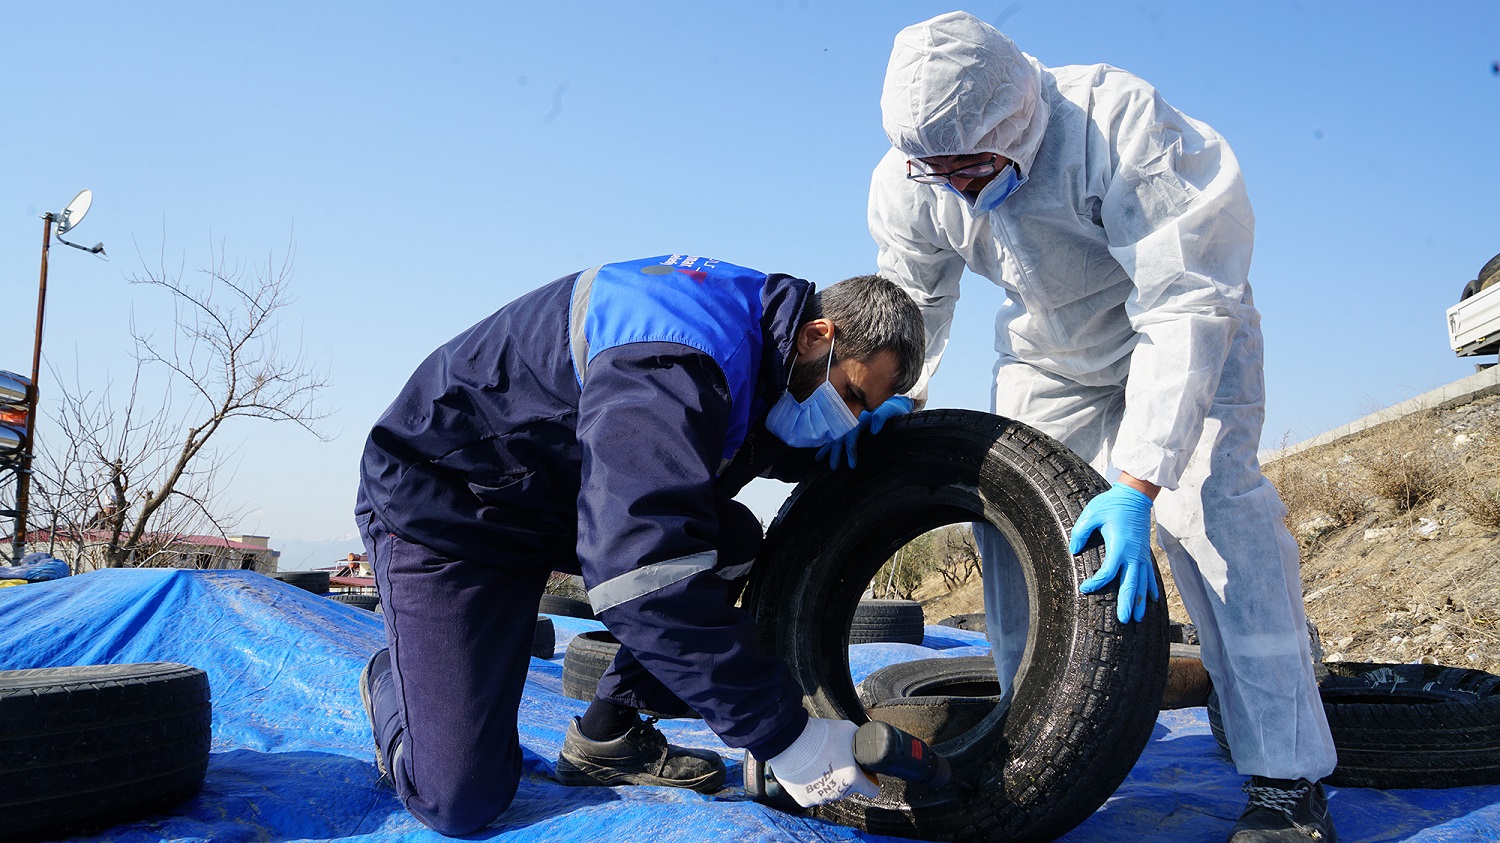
[554,755,725,793]
[359,649,388,780]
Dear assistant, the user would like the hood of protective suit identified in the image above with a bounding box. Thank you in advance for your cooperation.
[880,11,1050,174]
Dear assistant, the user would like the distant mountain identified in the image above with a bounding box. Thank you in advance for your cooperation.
[275,536,365,572]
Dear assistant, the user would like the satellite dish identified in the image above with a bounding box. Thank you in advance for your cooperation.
[57,189,93,235]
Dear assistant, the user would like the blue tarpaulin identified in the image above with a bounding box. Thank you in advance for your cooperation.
[0,553,70,583]
[1,569,1497,842]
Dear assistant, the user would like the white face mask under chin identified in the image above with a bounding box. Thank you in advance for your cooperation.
[764,338,859,448]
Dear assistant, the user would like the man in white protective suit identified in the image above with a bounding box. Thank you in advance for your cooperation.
[860,11,1338,843]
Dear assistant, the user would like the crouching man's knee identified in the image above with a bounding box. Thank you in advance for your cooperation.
[396,748,521,837]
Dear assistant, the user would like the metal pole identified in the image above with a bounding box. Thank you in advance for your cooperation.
[12,213,53,560]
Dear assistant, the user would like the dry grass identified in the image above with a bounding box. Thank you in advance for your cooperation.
[1366,445,1451,512]
[1456,483,1500,529]
[1452,424,1500,527]
[1266,402,1499,542]
[1264,461,1367,530]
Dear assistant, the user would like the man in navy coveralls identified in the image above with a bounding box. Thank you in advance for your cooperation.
[355,255,924,835]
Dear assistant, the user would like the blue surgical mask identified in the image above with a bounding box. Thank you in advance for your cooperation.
[950,163,1026,217]
[765,338,859,448]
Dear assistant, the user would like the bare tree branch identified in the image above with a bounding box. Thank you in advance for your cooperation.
[32,233,329,569]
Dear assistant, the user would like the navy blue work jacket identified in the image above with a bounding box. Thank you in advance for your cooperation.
[358,256,818,759]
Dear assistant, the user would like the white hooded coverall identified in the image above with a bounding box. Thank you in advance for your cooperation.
[869,11,1336,781]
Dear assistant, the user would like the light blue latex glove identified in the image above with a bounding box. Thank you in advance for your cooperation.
[1070,483,1159,623]
[815,396,913,469]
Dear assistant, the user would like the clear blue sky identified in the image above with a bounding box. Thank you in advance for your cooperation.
[4,2,1497,567]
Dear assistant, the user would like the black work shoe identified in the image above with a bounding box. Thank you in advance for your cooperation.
[555,716,727,793]
[1228,777,1336,842]
[359,648,392,784]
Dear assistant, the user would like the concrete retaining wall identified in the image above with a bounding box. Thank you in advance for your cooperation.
[1268,365,1500,462]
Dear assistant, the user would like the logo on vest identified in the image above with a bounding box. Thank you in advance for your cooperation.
[652,255,721,284]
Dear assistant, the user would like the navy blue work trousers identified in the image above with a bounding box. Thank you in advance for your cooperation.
[358,500,762,836]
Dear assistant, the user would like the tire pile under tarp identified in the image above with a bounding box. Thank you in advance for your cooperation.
[0,552,70,584]
[1,569,1499,842]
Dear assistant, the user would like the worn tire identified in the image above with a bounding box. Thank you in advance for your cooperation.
[532,615,556,660]
[851,599,926,645]
[1162,643,1211,710]
[560,630,696,719]
[539,594,595,620]
[1462,253,1500,300]
[861,645,1204,727]
[0,663,212,841]
[1208,661,1500,788]
[273,570,330,594]
[858,657,1000,745]
[743,409,1169,842]
[562,630,619,704]
[328,592,379,611]
[936,613,987,633]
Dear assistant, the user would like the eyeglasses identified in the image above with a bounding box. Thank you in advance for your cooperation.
[906,154,1001,184]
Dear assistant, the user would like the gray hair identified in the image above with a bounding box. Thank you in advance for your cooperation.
[810,275,925,396]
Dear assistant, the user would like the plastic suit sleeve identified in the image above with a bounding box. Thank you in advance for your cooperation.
[868,165,968,411]
[1100,87,1251,489]
[574,342,809,760]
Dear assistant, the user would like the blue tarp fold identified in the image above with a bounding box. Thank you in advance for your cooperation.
[0,569,1496,841]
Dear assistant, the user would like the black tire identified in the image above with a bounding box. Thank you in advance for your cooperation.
[532,615,556,660]
[743,409,1169,842]
[1208,661,1500,788]
[560,630,696,719]
[561,629,618,703]
[1168,620,1199,645]
[860,646,1202,729]
[328,592,379,611]
[1463,253,1500,300]
[562,630,619,704]
[850,599,926,645]
[858,657,1000,745]
[273,570,329,594]
[936,613,987,633]
[538,594,595,620]
[0,663,212,841]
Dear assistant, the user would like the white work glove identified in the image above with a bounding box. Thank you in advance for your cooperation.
[767,717,880,808]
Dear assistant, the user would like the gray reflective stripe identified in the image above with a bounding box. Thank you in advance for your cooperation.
[715,560,754,582]
[570,265,602,386]
[587,550,718,614]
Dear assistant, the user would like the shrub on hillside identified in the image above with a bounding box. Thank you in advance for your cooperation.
[1455,483,1500,528]
[1366,445,1450,512]
[1264,459,1367,534]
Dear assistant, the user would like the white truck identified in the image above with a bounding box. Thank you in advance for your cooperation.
[1448,253,1500,364]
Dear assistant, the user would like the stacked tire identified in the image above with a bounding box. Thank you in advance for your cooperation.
[0,663,212,840]
[562,630,620,705]
[328,592,378,611]
[272,570,329,594]
[538,594,594,619]
[559,630,692,718]
[850,599,925,645]
[531,616,555,660]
